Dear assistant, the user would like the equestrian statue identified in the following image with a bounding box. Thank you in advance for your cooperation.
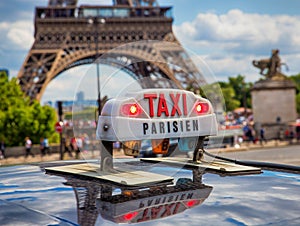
[252,49,289,80]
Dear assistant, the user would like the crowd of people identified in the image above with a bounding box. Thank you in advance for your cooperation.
[241,122,300,146]
[1,115,300,160]
[241,123,267,145]
[62,133,97,159]
[222,110,300,147]
[0,129,100,160]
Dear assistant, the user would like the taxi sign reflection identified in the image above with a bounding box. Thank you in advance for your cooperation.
[46,164,212,225]
[97,185,212,224]
[97,176,212,224]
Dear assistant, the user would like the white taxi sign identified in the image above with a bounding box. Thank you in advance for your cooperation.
[97,89,218,142]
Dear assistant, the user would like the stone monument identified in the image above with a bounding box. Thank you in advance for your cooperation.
[251,49,297,139]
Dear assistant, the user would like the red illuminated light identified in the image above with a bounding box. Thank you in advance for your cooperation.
[193,102,209,114]
[121,103,142,117]
[122,211,138,221]
[185,199,200,208]
[130,105,138,114]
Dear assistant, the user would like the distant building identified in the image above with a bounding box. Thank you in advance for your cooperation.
[54,91,97,114]
[76,91,84,102]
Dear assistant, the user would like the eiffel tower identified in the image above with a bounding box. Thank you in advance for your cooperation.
[17,0,206,101]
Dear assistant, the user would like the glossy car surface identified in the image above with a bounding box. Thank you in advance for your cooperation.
[1,159,299,226]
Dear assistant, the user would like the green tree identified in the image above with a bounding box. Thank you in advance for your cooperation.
[218,82,240,111]
[29,101,57,144]
[0,74,57,146]
[228,75,253,109]
[187,81,240,112]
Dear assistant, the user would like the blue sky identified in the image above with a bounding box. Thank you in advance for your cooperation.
[0,0,299,103]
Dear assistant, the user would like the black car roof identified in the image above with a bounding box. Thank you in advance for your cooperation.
[1,160,300,225]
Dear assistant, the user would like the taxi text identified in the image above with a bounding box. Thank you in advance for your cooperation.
[136,192,194,222]
[144,93,188,117]
[143,119,200,135]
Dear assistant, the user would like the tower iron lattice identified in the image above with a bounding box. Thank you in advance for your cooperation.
[17,0,206,101]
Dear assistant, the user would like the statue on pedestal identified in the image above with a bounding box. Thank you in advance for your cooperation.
[251,49,296,140]
[252,49,289,80]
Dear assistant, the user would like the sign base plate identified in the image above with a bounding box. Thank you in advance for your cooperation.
[45,163,173,187]
[141,157,261,175]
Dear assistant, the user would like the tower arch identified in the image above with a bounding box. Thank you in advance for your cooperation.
[18,0,205,101]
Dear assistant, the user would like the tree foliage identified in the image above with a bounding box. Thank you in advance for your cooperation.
[218,82,240,111]
[218,74,299,115]
[227,75,253,110]
[187,75,253,112]
[0,74,57,146]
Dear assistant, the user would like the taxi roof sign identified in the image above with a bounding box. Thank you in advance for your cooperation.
[97,89,218,142]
